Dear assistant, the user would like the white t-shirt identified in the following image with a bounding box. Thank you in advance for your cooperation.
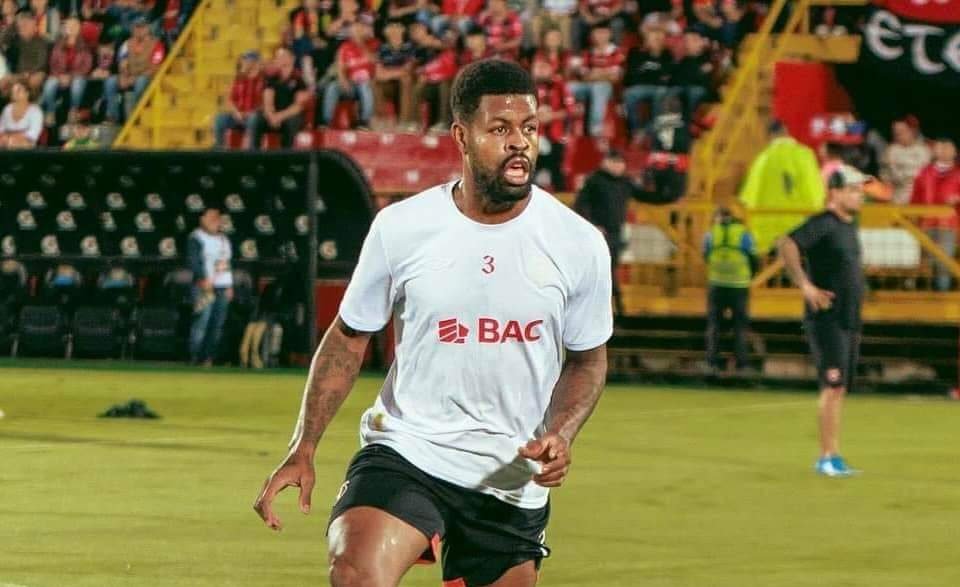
[0,104,43,143]
[339,181,613,508]
[191,229,233,288]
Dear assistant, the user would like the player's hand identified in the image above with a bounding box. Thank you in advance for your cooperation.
[518,434,571,488]
[802,282,835,312]
[253,451,315,531]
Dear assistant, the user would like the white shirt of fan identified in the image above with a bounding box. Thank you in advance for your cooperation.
[191,228,233,288]
[339,181,612,509]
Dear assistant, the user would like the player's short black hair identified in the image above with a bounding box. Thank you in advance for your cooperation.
[451,59,537,123]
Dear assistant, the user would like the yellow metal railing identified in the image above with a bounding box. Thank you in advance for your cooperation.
[699,0,809,202]
[622,202,960,293]
[113,0,214,148]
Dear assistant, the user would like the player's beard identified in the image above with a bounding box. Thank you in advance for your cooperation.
[468,148,534,206]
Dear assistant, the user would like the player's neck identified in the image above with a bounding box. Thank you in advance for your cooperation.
[454,180,531,225]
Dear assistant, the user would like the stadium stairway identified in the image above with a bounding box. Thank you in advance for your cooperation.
[688,0,868,202]
[608,316,958,393]
[113,0,291,149]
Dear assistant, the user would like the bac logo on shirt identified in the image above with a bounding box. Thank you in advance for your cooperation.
[438,318,544,344]
[438,318,470,344]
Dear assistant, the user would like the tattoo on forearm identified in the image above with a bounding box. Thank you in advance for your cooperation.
[289,319,370,452]
[545,348,608,444]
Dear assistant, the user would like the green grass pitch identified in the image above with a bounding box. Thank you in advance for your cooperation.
[1,363,958,586]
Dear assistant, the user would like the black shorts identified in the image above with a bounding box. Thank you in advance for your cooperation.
[328,444,551,586]
[804,317,860,390]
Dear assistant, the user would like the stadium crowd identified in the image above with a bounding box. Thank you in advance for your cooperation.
[214,0,776,152]
[0,0,194,148]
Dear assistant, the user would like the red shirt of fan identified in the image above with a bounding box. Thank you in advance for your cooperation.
[536,81,576,143]
[338,39,378,83]
[479,11,523,60]
[162,0,181,32]
[580,42,624,76]
[532,49,570,80]
[441,0,485,17]
[421,49,458,83]
[230,74,265,114]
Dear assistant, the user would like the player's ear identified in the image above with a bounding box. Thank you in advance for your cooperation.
[451,120,468,155]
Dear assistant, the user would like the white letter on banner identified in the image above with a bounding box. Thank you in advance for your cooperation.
[865,10,904,61]
[904,24,946,74]
[944,29,960,73]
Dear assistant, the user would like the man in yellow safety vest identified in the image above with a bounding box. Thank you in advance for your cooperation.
[703,207,758,373]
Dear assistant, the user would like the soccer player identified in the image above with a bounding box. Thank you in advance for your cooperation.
[778,164,865,477]
[254,59,613,586]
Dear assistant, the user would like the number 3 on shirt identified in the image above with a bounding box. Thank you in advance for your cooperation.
[482,255,495,274]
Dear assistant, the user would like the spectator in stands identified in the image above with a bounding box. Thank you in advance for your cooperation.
[87,42,115,119]
[0,50,7,88]
[671,26,713,119]
[573,0,624,52]
[62,121,98,148]
[187,207,234,367]
[104,16,164,123]
[478,0,523,61]
[289,0,333,90]
[30,0,60,42]
[381,0,423,27]
[325,0,361,45]
[459,24,492,66]
[649,93,689,153]
[532,51,576,190]
[0,0,17,52]
[567,20,622,138]
[622,21,674,142]
[213,50,264,148]
[691,0,723,41]
[42,16,93,126]
[3,12,49,99]
[574,149,640,314]
[104,0,146,43]
[432,0,485,37]
[410,20,455,132]
[322,13,376,130]
[703,206,758,374]
[718,0,749,48]
[532,25,569,77]
[152,0,189,45]
[532,0,577,50]
[374,19,415,130]
[250,46,307,149]
[881,118,931,205]
[0,80,43,147]
[911,137,960,291]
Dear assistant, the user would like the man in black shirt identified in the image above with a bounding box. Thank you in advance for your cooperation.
[622,23,674,142]
[778,164,866,477]
[574,150,640,315]
[249,46,308,149]
[671,27,714,119]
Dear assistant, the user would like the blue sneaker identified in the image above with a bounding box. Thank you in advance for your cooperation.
[830,455,860,476]
[815,456,852,477]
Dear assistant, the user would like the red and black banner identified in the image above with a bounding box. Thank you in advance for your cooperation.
[860,0,960,88]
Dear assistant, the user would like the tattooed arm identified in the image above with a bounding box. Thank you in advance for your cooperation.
[518,345,608,487]
[254,317,373,530]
